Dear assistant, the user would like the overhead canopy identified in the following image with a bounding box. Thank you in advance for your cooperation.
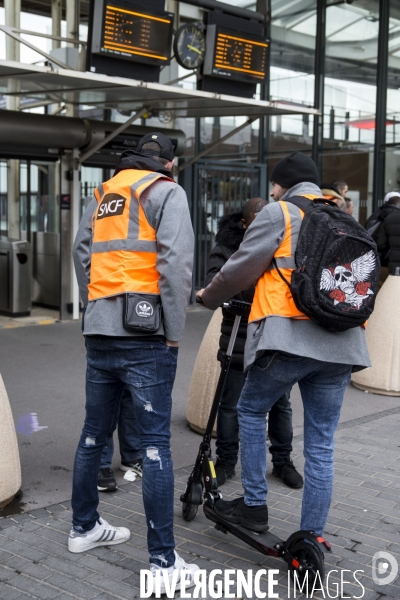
[0,60,318,119]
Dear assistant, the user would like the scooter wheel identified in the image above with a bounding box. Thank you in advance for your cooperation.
[288,540,325,595]
[182,501,198,522]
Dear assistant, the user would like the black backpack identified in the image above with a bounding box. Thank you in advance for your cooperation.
[273,196,380,333]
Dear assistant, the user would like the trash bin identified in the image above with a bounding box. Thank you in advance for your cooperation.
[0,237,32,316]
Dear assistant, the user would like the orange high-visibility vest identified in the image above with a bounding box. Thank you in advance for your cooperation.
[88,169,174,301]
[249,195,320,324]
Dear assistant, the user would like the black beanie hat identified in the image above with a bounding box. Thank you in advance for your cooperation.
[271,152,319,188]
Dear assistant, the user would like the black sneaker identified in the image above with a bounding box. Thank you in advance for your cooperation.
[97,468,117,492]
[120,460,143,477]
[214,497,269,532]
[272,459,304,489]
[214,459,236,487]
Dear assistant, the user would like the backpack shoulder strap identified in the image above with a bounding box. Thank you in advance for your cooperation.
[282,195,314,213]
[283,195,337,212]
[273,195,336,288]
[272,257,291,288]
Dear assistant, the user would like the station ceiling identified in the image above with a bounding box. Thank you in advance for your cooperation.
[0,60,318,119]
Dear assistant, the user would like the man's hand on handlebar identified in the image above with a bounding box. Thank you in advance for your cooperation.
[196,289,212,309]
[196,289,205,304]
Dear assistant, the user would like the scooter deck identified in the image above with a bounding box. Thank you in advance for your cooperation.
[203,503,281,558]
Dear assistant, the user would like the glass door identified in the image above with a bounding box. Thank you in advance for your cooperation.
[20,159,61,308]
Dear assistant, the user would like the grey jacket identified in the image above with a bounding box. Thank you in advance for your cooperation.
[73,178,194,341]
[201,182,371,371]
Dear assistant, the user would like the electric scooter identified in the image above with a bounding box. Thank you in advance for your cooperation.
[180,299,331,592]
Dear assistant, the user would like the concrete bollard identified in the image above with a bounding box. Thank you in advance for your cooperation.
[186,308,222,436]
[0,374,21,508]
[352,273,400,396]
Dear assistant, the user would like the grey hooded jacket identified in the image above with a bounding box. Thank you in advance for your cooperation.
[73,173,194,342]
[201,182,371,371]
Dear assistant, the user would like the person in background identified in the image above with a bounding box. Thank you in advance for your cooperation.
[383,191,400,204]
[365,191,400,234]
[332,179,348,198]
[97,388,143,492]
[321,184,346,211]
[205,197,303,489]
[345,198,354,217]
[377,194,400,275]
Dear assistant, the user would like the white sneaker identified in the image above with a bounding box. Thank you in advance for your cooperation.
[68,517,130,553]
[149,551,200,594]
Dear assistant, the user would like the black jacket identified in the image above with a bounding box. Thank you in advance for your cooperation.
[365,204,400,239]
[204,212,254,369]
[377,206,400,274]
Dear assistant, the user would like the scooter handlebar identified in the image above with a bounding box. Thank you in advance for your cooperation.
[223,299,252,317]
[195,296,251,317]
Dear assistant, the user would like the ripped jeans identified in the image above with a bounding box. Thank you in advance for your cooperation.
[71,336,178,567]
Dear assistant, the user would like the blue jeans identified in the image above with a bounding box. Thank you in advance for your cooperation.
[268,393,293,463]
[238,351,351,535]
[100,387,142,468]
[216,367,293,465]
[71,337,178,567]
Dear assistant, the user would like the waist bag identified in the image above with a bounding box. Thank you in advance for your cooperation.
[123,293,162,334]
[273,197,380,333]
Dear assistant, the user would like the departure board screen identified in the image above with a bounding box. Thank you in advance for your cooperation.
[204,25,268,83]
[99,2,173,65]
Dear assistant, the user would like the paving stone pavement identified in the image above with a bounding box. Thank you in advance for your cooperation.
[0,409,399,600]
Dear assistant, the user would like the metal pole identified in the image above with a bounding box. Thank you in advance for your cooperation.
[372,0,390,212]
[312,0,326,178]
[67,0,80,43]
[5,0,20,240]
[4,0,20,66]
[66,0,80,115]
[190,116,202,301]
[21,100,56,110]
[71,148,81,320]
[51,0,62,50]
[256,0,271,197]
[177,117,258,173]
[27,160,31,243]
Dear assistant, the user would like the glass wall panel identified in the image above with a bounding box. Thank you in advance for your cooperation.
[322,0,379,224]
[19,160,60,238]
[270,0,317,107]
[81,166,106,215]
[32,162,59,234]
[20,162,28,234]
[384,1,400,195]
[199,117,258,162]
[266,1,317,186]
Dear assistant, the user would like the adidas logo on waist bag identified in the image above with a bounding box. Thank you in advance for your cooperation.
[274,197,380,333]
